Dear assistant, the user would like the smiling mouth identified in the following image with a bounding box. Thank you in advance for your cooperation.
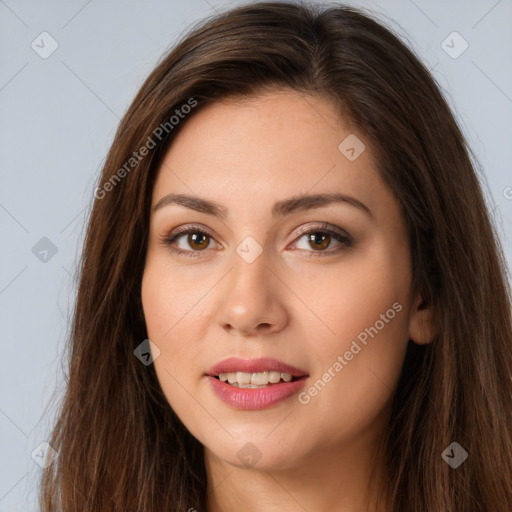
[213,371,304,388]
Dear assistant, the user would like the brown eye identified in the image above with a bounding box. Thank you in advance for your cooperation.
[292,224,353,257]
[306,232,331,251]
[163,223,352,259]
[163,226,216,258]
[186,232,210,250]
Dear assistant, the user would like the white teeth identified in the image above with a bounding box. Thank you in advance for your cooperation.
[218,371,294,387]
[236,371,251,385]
[269,371,282,383]
[251,371,269,385]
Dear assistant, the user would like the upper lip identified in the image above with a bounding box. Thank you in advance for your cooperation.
[207,357,309,378]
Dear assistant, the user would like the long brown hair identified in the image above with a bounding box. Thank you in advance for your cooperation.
[39,2,512,510]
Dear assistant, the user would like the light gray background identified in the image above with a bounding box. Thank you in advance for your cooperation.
[1,0,511,509]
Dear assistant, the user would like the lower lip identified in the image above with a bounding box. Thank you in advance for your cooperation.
[206,375,308,410]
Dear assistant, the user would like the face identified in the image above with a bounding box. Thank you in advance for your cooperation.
[141,89,434,471]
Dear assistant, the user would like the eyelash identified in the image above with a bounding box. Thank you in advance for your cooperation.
[160,223,353,259]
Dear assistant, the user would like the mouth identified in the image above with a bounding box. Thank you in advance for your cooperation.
[205,357,309,410]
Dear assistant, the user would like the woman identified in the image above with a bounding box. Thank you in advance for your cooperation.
[39,2,512,511]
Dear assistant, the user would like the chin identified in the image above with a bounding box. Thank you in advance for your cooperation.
[205,434,305,472]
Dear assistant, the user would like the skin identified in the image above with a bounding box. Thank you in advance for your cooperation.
[141,89,436,512]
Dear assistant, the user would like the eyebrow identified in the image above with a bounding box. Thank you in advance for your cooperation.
[152,192,373,219]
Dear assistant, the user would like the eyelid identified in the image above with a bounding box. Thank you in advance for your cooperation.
[290,222,351,243]
[164,223,215,240]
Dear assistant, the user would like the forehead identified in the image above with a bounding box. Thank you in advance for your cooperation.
[151,89,394,225]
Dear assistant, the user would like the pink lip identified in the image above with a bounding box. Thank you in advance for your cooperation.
[206,357,309,410]
[207,356,308,377]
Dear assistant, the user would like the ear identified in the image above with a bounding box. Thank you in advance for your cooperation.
[408,291,436,345]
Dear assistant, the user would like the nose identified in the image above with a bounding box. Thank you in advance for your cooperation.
[217,248,289,337]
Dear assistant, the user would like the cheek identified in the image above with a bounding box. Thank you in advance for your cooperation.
[292,242,410,348]
[141,256,197,337]
[292,251,411,443]
[141,260,189,379]
[141,248,215,351]
[141,257,213,441]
